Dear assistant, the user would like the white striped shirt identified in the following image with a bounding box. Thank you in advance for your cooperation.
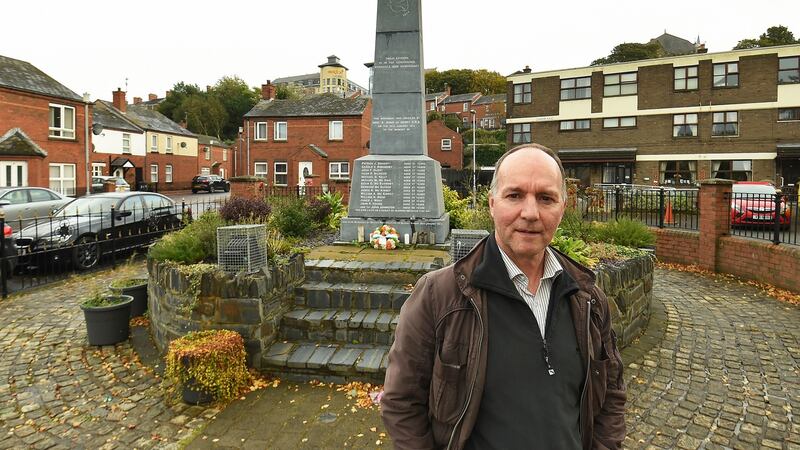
[497,246,563,339]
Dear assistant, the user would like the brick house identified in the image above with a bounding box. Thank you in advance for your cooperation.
[426,119,463,169]
[196,134,232,179]
[440,92,481,128]
[92,99,145,187]
[472,93,506,130]
[506,44,800,187]
[425,85,451,113]
[0,54,92,195]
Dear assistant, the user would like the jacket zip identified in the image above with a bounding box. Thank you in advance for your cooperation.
[446,296,484,450]
[578,298,592,445]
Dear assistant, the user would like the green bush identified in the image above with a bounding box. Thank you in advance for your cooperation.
[462,207,494,232]
[149,211,227,264]
[219,197,271,224]
[594,218,655,248]
[316,191,347,229]
[270,196,315,238]
[443,185,470,230]
[551,229,598,268]
[559,208,599,243]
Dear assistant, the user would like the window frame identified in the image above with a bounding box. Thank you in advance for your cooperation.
[254,162,268,179]
[255,122,268,141]
[674,66,699,91]
[463,102,470,112]
[274,121,287,141]
[673,113,698,138]
[91,163,105,177]
[559,119,591,131]
[150,134,158,152]
[165,164,173,183]
[150,164,158,183]
[560,76,592,101]
[603,116,637,129]
[711,160,752,181]
[204,146,211,161]
[513,83,532,104]
[48,104,76,139]
[660,161,697,185]
[603,72,638,97]
[165,136,173,153]
[329,120,344,140]
[329,161,350,180]
[223,148,228,161]
[274,162,288,186]
[778,107,800,121]
[512,123,532,144]
[441,139,452,151]
[122,133,131,154]
[48,163,76,196]
[711,111,739,137]
[779,56,800,84]
[713,62,739,88]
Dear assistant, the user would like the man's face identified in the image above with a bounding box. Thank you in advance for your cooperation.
[489,149,566,266]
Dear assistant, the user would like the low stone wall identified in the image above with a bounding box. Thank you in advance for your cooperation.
[595,254,655,349]
[147,255,305,368]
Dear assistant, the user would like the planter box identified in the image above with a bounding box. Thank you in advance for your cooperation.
[81,295,134,346]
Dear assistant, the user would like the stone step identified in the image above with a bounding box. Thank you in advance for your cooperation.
[304,259,441,286]
[280,307,399,345]
[261,340,390,383]
[295,281,412,311]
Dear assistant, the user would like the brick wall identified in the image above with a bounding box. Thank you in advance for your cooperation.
[717,237,800,293]
[654,228,701,266]
[426,120,463,169]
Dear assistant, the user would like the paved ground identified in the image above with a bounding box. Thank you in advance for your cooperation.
[0,264,798,449]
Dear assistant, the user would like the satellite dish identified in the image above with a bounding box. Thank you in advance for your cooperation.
[91,123,104,135]
[180,142,187,148]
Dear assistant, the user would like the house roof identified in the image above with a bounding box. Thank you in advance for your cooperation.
[197,134,229,148]
[0,54,83,102]
[93,101,143,133]
[442,92,481,104]
[649,33,696,56]
[274,73,320,84]
[0,128,48,157]
[473,94,506,106]
[308,144,328,158]
[425,91,447,101]
[244,94,369,118]
[125,104,195,136]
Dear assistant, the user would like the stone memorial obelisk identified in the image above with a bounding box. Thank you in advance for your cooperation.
[340,0,449,244]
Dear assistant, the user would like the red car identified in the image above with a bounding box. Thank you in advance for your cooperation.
[730,182,790,229]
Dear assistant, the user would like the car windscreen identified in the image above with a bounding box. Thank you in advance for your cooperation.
[56,197,119,216]
[732,184,776,195]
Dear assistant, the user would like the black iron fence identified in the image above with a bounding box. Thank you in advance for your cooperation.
[583,185,700,230]
[727,191,799,245]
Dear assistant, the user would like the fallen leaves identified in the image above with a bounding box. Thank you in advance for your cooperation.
[336,381,383,410]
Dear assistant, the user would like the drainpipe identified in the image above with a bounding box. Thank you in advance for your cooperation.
[246,119,251,175]
[83,93,91,196]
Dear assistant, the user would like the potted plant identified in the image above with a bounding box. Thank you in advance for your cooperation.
[80,292,134,346]
[165,330,250,405]
[109,278,148,317]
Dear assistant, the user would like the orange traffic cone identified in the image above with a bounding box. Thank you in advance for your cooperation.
[664,200,675,225]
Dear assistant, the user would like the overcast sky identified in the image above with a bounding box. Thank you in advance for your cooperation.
[1,0,798,102]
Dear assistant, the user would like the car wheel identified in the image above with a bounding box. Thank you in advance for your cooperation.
[209,186,215,194]
[192,189,198,194]
[72,235,99,270]
[224,185,230,193]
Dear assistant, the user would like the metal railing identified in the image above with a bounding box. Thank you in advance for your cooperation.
[727,192,799,245]
[583,185,700,230]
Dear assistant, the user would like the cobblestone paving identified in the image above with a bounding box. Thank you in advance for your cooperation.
[0,266,213,450]
[623,268,800,450]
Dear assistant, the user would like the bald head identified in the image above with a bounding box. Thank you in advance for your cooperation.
[490,144,567,202]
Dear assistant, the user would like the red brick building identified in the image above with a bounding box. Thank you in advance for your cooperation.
[471,93,506,130]
[440,92,481,128]
[196,134,232,179]
[0,54,92,195]
[426,119,463,169]
[425,86,450,113]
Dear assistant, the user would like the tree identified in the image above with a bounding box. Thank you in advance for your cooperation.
[174,94,228,138]
[210,76,259,140]
[275,83,306,100]
[734,25,798,49]
[591,42,664,66]
[157,82,202,122]
[425,69,506,95]
[442,114,463,132]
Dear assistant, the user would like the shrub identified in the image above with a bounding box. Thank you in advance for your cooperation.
[462,207,494,232]
[270,197,315,238]
[80,291,126,308]
[316,191,347,229]
[219,197,271,224]
[559,208,599,243]
[266,228,295,263]
[443,185,470,229]
[551,229,598,268]
[594,218,656,248]
[587,242,648,265]
[308,197,332,225]
[149,211,227,264]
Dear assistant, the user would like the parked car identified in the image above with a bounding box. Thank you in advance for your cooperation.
[730,182,790,229]
[92,176,130,193]
[0,187,73,230]
[15,192,182,270]
[192,175,230,194]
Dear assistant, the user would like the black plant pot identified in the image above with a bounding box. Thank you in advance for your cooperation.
[80,295,133,346]
[182,378,214,405]
[109,279,148,317]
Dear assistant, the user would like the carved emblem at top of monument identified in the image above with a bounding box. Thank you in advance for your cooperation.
[388,0,410,16]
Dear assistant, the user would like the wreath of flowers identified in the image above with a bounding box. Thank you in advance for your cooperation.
[369,225,400,250]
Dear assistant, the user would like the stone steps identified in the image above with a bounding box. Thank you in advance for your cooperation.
[304,259,440,286]
[261,340,390,383]
[280,306,399,345]
[295,281,412,311]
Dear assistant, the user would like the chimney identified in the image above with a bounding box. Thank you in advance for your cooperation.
[261,80,276,100]
[180,120,187,129]
[444,83,451,96]
[696,43,708,54]
[523,65,532,73]
[112,88,126,113]
[133,97,142,105]
[148,93,158,101]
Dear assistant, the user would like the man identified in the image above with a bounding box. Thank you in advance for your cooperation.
[381,144,626,449]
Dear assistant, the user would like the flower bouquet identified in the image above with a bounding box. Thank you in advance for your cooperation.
[369,225,400,250]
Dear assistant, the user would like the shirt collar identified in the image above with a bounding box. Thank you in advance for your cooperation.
[498,246,563,283]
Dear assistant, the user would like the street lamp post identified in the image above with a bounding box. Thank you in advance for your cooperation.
[470,110,477,209]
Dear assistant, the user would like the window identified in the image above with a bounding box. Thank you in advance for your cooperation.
[441,139,452,150]
[30,189,59,202]
[712,160,751,181]
[712,111,738,136]
[513,83,532,103]
[560,77,591,100]
[673,113,698,137]
[2,190,27,204]
[274,122,287,140]
[200,167,210,175]
[660,161,697,185]
[779,108,800,121]
[49,163,75,195]
[204,146,211,160]
[91,163,105,177]
[559,119,591,131]
[223,149,228,161]
[255,122,268,140]
[166,136,173,153]
[48,104,75,138]
[713,62,739,87]
[165,164,173,183]
[779,57,800,84]
[462,117,469,125]
[254,162,268,178]
[122,133,131,154]
[512,123,531,144]
[430,102,435,111]
[150,134,158,152]
[150,164,158,183]
[329,120,343,140]
[603,117,637,128]
[329,161,350,180]
[674,66,699,90]
[481,118,496,128]
[274,162,288,185]
[603,72,637,96]
[463,102,469,112]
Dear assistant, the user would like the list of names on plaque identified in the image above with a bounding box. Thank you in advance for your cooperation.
[399,161,429,213]
[357,161,395,212]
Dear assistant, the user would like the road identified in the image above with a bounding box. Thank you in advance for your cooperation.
[164,190,230,217]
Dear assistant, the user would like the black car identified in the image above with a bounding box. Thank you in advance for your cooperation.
[192,175,230,194]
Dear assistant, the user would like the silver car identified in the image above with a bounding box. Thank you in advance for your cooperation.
[15,192,182,270]
[0,187,72,230]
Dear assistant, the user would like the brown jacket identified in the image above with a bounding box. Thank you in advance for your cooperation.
[381,238,626,449]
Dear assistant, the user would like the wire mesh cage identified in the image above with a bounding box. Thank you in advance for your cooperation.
[216,224,268,274]
[450,229,490,262]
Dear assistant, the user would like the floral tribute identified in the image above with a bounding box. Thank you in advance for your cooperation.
[369,225,400,250]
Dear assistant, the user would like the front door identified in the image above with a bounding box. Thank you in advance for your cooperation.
[0,162,28,187]
[298,162,313,195]
[135,168,143,190]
